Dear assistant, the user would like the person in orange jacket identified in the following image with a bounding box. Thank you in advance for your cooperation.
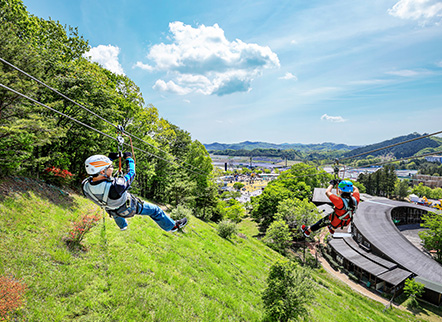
[301,180,360,237]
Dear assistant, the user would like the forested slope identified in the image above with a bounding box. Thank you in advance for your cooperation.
[0,0,218,218]
[343,133,441,159]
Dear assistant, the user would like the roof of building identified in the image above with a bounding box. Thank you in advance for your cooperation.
[377,268,413,286]
[354,199,442,284]
[329,238,412,285]
[343,237,397,270]
[415,276,442,293]
[312,188,335,204]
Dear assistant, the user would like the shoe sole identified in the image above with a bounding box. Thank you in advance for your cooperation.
[300,226,310,238]
[170,219,188,233]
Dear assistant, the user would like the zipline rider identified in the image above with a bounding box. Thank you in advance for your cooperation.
[301,180,360,237]
[82,153,187,232]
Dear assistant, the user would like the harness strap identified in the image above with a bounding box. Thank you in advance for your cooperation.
[83,180,111,208]
[329,196,357,228]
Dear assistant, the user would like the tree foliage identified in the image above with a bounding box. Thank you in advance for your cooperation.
[275,198,321,236]
[403,278,425,308]
[419,212,442,263]
[250,163,329,232]
[264,219,292,254]
[262,260,315,322]
[0,0,218,216]
[357,165,397,197]
[412,183,442,200]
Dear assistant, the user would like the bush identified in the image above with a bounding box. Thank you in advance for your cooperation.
[42,166,74,186]
[63,212,101,251]
[263,219,292,254]
[217,220,238,239]
[224,200,246,223]
[262,260,315,322]
[170,204,192,221]
[0,275,27,320]
[404,278,425,308]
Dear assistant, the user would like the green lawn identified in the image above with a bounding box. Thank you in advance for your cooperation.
[0,177,440,321]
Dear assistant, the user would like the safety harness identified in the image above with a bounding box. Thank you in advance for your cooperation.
[329,196,358,228]
[82,124,140,219]
[82,178,138,218]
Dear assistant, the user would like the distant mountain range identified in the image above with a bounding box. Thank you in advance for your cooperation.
[343,132,442,159]
[204,141,360,152]
[204,133,442,158]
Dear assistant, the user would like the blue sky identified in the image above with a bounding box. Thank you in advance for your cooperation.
[22,0,442,146]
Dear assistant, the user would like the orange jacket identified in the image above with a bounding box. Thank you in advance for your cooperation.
[328,191,360,228]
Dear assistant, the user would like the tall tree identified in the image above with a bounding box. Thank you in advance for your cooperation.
[419,212,442,263]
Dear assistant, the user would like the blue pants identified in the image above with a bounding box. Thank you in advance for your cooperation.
[112,202,175,231]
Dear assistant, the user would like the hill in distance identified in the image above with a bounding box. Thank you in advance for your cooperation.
[204,140,360,152]
[205,133,442,158]
[343,132,442,159]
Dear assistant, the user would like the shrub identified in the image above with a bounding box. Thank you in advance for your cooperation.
[0,275,27,320]
[217,220,238,239]
[224,200,246,223]
[262,260,315,322]
[263,219,292,254]
[404,278,425,308]
[42,166,74,186]
[233,182,245,190]
[63,213,101,251]
[170,204,192,221]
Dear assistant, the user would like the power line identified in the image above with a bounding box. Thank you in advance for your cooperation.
[0,56,205,174]
[0,83,206,177]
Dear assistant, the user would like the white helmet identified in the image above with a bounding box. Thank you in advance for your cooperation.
[85,155,112,175]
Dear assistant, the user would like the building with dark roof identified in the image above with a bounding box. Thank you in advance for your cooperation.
[312,188,442,306]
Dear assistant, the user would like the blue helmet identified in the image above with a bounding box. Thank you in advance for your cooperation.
[338,180,354,193]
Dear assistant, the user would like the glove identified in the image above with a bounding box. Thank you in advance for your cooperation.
[329,179,341,186]
[123,152,132,159]
[108,152,119,160]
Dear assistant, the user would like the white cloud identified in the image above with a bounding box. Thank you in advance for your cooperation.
[279,72,298,80]
[386,69,431,76]
[321,114,347,123]
[133,61,154,71]
[437,61,442,67]
[349,79,390,85]
[388,0,442,24]
[300,87,341,96]
[152,79,192,95]
[139,21,280,96]
[83,45,125,75]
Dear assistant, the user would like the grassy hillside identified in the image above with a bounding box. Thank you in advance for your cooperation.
[0,177,439,321]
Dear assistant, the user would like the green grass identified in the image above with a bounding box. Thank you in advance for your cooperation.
[0,177,441,321]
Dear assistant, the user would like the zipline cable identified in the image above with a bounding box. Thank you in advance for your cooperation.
[0,83,206,177]
[345,149,442,171]
[310,130,442,177]
[339,130,442,162]
[0,57,118,130]
[0,56,206,175]
[3,57,441,179]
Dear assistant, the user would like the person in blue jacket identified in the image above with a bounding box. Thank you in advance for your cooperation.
[82,153,187,232]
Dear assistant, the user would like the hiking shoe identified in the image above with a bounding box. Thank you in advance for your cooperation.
[300,225,310,238]
[170,217,188,232]
[327,225,335,235]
